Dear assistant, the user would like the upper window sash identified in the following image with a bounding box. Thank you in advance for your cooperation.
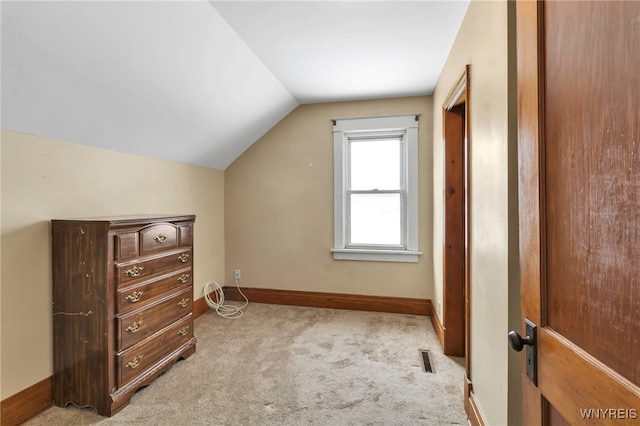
[346,132,405,191]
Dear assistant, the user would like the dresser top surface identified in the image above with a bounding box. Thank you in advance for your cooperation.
[52,214,195,225]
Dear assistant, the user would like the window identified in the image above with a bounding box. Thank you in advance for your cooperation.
[331,114,421,262]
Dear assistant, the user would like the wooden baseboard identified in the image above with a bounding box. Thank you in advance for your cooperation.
[429,305,465,356]
[430,307,445,347]
[192,296,210,319]
[223,287,431,316]
[468,390,488,426]
[464,374,473,415]
[0,376,52,426]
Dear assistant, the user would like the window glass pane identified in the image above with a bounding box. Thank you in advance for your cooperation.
[350,138,401,190]
[349,193,401,245]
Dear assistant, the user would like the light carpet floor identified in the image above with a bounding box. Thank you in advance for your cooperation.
[25,303,467,425]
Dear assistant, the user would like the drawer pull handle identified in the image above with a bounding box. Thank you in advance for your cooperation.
[177,274,190,283]
[126,355,143,369]
[178,325,190,336]
[177,253,190,263]
[125,291,144,303]
[154,233,168,243]
[125,320,143,333]
[125,266,144,277]
[177,298,190,308]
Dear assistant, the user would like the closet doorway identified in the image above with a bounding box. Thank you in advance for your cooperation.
[441,66,470,379]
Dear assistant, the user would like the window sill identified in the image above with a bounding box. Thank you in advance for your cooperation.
[331,248,422,263]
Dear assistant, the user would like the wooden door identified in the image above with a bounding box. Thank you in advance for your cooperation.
[516,1,640,424]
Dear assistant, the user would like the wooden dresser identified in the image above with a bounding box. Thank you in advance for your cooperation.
[51,215,197,416]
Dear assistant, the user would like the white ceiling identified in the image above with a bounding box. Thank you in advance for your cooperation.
[1,1,469,170]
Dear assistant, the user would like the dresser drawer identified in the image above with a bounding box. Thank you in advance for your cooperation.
[178,223,193,247]
[117,268,192,314]
[117,315,193,387]
[115,232,139,260]
[117,289,193,351]
[116,249,192,286]
[140,224,178,255]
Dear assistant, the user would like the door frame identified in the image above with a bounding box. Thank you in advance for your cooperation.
[440,64,471,380]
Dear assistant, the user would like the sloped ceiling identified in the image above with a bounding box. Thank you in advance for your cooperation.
[1,1,469,170]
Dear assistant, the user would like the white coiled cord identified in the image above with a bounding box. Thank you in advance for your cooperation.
[204,278,248,319]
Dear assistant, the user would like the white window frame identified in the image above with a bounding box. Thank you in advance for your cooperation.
[331,114,422,262]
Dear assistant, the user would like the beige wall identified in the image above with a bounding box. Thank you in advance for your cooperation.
[225,96,433,299]
[0,130,225,399]
[432,1,520,424]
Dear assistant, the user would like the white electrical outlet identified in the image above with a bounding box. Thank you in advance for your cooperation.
[234,269,241,280]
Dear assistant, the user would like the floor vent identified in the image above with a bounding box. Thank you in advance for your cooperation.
[419,349,435,373]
